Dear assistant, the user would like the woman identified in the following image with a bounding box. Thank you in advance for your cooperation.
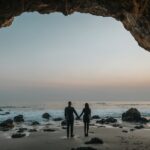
[79,103,91,137]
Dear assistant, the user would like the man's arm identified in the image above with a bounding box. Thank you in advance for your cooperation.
[79,109,84,118]
[64,107,67,119]
[73,108,79,118]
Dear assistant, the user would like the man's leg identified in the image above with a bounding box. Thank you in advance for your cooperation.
[67,122,70,138]
[71,121,74,137]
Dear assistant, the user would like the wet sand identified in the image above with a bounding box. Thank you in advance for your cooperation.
[1,126,150,150]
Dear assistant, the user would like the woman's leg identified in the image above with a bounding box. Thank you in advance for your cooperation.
[84,122,86,136]
[87,122,89,136]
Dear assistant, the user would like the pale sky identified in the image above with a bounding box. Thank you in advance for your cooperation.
[0,12,150,105]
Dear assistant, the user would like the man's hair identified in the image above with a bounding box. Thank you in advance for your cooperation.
[68,101,72,106]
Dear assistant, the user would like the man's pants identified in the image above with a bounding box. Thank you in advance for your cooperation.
[67,121,74,137]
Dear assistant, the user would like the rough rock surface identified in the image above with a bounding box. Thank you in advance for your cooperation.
[0,0,150,51]
[42,112,51,119]
[14,115,24,123]
[122,108,149,123]
[0,119,14,129]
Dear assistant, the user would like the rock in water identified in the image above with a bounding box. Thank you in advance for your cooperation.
[14,115,24,123]
[12,133,26,138]
[53,117,63,121]
[61,120,67,126]
[122,108,148,123]
[42,113,51,119]
[71,147,97,150]
[31,121,40,125]
[0,119,14,128]
[91,115,100,119]
[96,117,117,124]
[85,138,103,144]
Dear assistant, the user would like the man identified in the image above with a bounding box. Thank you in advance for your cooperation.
[65,101,78,138]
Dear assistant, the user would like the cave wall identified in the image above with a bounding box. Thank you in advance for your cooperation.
[0,0,150,51]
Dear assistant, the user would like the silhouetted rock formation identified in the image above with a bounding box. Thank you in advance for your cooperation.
[122,108,149,123]
[14,115,24,123]
[17,128,27,133]
[134,125,144,129]
[85,137,103,144]
[96,117,117,124]
[61,120,67,126]
[71,147,97,150]
[91,115,100,119]
[11,133,26,138]
[31,121,40,125]
[53,117,63,121]
[42,113,51,119]
[0,119,14,129]
[0,0,150,51]
[43,128,56,132]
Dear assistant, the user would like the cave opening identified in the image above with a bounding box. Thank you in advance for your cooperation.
[0,12,150,106]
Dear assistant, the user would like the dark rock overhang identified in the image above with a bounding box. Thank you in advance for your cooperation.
[0,0,150,51]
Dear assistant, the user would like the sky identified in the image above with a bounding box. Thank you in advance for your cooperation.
[0,12,150,106]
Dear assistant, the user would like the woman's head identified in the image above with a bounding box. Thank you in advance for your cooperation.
[85,103,89,109]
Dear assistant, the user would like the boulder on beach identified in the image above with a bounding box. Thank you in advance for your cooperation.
[42,113,51,119]
[61,120,67,126]
[91,115,100,119]
[85,137,103,144]
[53,117,63,121]
[14,115,24,123]
[0,119,14,128]
[71,147,97,150]
[17,128,27,133]
[31,121,40,126]
[96,117,117,124]
[134,125,144,129]
[28,129,37,132]
[11,133,26,138]
[122,108,148,123]
[43,128,56,132]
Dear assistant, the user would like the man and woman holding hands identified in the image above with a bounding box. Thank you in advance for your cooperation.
[64,101,91,138]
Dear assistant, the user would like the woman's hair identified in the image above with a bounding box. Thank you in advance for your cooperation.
[85,103,89,109]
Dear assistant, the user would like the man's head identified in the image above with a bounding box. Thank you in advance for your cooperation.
[68,101,72,107]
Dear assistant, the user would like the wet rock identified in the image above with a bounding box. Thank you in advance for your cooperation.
[61,120,67,126]
[85,137,103,144]
[53,117,63,121]
[12,133,26,138]
[122,108,141,122]
[96,117,117,124]
[43,128,56,132]
[0,108,3,111]
[28,129,37,132]
[140,117,149,123]
[122,108,149,123]
[62,126,67,129]
[134,125,144,129]
[0,119,14,128]
[91,115,100,119]
[14,115,24,123]
[31,121,40,126]
[112,123,122,128]
[17,128,28,133]
[71,147,97,150]
[122,130,128,133]
[42,113,51,119]
[130,129,135,131]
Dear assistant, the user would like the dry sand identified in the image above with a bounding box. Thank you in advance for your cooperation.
[0,125,150,150]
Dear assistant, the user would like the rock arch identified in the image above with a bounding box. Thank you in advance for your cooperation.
[0,0,150,51]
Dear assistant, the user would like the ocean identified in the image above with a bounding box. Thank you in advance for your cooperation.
[1,101,150,123]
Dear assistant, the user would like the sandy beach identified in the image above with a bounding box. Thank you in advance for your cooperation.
[1,124,150,150]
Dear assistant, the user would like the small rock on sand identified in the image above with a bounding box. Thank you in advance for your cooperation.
[43,128,56,132]
[85,137,103,144]
[71,147,97,150]
[12,133,26,138]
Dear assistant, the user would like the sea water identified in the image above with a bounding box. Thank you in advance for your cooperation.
[1,101,150,123]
